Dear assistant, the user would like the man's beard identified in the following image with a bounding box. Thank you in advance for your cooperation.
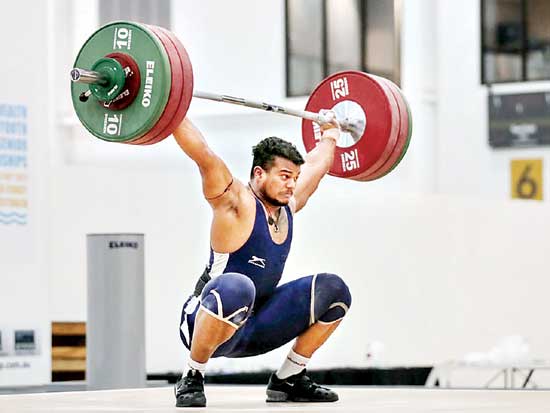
[261,187,288,207]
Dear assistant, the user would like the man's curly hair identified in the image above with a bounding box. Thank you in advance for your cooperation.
[250,137,305,178]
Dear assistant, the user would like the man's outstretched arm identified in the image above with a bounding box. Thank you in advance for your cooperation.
[173,118,235,204]
[292,120,340,213]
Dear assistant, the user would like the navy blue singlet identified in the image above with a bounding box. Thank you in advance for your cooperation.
[206,197,293,303]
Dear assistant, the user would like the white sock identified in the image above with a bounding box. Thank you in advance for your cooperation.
[186,357,207,376]
[276,349,310,379]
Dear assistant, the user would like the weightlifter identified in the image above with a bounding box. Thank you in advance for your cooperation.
[174,115,352,407]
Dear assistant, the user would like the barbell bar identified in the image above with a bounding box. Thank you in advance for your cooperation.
[70,67,364,140]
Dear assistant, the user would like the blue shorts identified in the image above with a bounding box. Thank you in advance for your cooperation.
[179,273,351,358]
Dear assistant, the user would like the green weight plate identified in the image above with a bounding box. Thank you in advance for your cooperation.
[71,21,172,142]
[89,57,126,102]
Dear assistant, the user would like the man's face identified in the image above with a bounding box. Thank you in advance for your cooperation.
[256,157,301,206]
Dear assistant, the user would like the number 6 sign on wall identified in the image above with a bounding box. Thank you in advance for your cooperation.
[511,159,543,201]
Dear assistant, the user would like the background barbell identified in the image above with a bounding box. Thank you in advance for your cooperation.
[70,21,412,181]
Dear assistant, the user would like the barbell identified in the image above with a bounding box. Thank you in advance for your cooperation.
[70,21,412,181]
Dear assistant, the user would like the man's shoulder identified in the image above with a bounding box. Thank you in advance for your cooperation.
[234,180,256,212]
[288,197,297,215]
[211,178,255,215]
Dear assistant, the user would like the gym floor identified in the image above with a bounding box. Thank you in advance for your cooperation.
[0,386,549,412]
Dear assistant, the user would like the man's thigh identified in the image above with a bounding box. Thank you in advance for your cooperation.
[214,275,314,358]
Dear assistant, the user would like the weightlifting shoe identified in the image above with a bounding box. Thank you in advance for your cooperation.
[174,369,206,407]
[266,369,338,402]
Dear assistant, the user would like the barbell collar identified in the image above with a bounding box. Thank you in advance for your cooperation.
[70,68,109,86]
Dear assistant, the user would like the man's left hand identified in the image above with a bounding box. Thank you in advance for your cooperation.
[319,110,340,143]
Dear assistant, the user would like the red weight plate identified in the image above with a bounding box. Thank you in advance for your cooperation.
[127,24,184,145]
[350,76,405,181]
[302,71,400,179]
[162,27,194,123]
[381,80,413,177]
[365,78,411,180]
[353,77,409,181]
[139,26,194,145]
[102,52,141,111]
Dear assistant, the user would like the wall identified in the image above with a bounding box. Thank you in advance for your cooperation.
[43,0,550,378]
[436,0,550,199]
[0,0,53,386]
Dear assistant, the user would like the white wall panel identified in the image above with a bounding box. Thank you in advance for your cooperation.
[0,0,52,386]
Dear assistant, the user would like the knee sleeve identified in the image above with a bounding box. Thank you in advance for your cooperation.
[200,272,256,329]
[311,273,352,324]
